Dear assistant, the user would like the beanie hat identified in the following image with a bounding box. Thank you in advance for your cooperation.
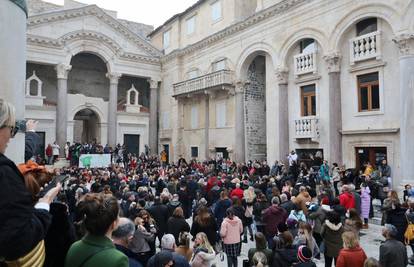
[297,245,312,262]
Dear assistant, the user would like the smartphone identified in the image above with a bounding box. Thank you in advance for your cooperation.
[38,175,70,198]
[15,120,26,133]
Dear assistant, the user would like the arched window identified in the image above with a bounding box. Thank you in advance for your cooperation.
[26,71,43,97]
[126,85,139,106]
[356,18,377,36]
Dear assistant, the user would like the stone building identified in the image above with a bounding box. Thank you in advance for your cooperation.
[1,0,414,187]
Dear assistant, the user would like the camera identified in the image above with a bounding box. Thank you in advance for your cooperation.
[15,120,26,133]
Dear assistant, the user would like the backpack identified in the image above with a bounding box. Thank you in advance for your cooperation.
[404,214,414,245]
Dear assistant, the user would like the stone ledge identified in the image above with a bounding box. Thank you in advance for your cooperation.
[341,128,399,135]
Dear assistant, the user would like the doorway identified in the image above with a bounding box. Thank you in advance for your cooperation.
[35,131,46,160]
[163,144,170,164]
[355,146,387,171]
[215,147,229,160]
[73,108,100,144]
[124,134,140,156]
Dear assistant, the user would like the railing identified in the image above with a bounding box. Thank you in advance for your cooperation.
[294,51,317,76]
[350,31,381,64]
[294,117,319,140]
[173,70,234,96]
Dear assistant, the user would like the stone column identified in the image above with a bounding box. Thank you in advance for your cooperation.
[55,64,72,156]
[204,93,210,160]
[1,0,27,163]
[324,53,342,165]
[148,79,159,155]
[394,34,414,185]
[234,80,247,163]
[275,68,289,163]
[106,72,121,148]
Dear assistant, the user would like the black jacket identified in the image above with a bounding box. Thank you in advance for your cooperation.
[190,216,218,246]
[0,153,51,260]
[166,216,190,245]
[147,203,169,235]
[25,131,40,162]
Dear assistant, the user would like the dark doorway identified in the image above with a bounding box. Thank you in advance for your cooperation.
[296,149,324,168]
[215,147,229,159]
[355,146,387,171]
[35,131,46,160]
[124,134,140,156]
[163,144,170,164]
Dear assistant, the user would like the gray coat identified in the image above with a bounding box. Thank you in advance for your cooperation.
[379,239,408,267]
[308,205,328,234]
[129,226,155,254]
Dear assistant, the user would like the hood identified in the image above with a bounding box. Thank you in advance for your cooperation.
[224,216,241,226]
[269,205,283,215]
[169,200,181,207]
[325,220,342,231]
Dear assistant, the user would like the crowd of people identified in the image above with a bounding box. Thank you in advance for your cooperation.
[0,97,413,267]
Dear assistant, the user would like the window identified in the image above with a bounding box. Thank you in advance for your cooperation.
[186,16,196,35]
[191,146,199,158]
[216,101,226,127]
[211,1,222,22]
[187,69,198,79]
[191,105,198,129]
[213,59,226,72]
[162,112,170,129]
[163,30,170,49]
[357,72,379,112]
[356,18,377,36]
[300,39,316,54]
[300,84,316,116]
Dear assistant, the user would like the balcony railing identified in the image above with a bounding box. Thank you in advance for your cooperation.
[294,51,317,76]
[173,70,234,96]
[294,117,319,140]
[350,31,381,64]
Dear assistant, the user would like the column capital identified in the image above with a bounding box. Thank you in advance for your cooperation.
[323,53,342,73]
[147,79,159,89]
[275,67,289,85]
[233,79,250,94]
[393,33,414,57]
[106,72,122,84]
[55,64,72,79]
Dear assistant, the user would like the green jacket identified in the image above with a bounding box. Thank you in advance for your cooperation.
[65,234,128,267]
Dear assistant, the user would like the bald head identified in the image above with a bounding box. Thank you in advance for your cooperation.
[112,217,135,242]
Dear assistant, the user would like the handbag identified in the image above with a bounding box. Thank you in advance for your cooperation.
[404,214,414,245]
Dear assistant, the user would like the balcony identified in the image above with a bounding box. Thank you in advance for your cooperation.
[173,70,234,97]
[294,117,319,141]
[350,31,381,64]
[294,52,317,76]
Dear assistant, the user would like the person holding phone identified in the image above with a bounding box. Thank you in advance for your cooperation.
[0,98,62,266]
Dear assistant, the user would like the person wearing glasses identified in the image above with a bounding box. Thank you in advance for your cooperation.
[0,98,62,266]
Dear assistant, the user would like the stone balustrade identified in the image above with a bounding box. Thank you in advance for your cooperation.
[173,70,234,96]
[294,117,319,140]
[350,31,381,64]
[294,51,317,76]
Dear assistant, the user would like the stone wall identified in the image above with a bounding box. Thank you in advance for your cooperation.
[245,56,266,160]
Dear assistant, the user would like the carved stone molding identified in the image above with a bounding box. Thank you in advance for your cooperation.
[393,34,414,57]
[106,72,122,84]
[148,79,159,89]
[55,64,72,79]
[275,67,289,85]
[323,53,342,73]
[233,80,250,94]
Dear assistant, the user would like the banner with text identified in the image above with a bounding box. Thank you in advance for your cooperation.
[79,154,111,168]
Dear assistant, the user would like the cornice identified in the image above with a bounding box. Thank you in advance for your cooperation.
[27,5,162,57]
[160,0,311,63]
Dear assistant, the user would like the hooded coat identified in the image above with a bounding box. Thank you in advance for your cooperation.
[321,221,344,258]
[262,205,288,237]
[220,216,243,244]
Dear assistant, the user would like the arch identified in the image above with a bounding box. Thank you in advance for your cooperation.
[59,30,123,73]
[329,4,400,52]
[277,27,329,68]
[235,41,277,79]
[402,0,414,31]
[70,103,105,124]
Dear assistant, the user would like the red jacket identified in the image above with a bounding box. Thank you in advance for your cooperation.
[230,188,244,200]
[336,247,367,267]
[339,192,355,210]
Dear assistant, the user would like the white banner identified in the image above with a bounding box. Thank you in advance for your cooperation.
[79,154,111,168]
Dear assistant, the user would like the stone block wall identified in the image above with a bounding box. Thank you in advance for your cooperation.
[245,56,267,161]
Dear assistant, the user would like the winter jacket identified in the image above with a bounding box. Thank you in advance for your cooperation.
[321,221,344,258]
[230,187,244,200]
[339,192,355,210]
[308,205,330,234]
[336,247,367,267]
[0,153,52,261]
[272,246,298,267]
[129,226,155,253]
[289,210,307,222]
[379,239,408,267]
[191,216,218,246]
[220,216,243,244]
[167,200,181,218]
[166,216,190,245]
[386,207,408,243]
[360,187,371,219]
[262,205,288,237]
[190,247,216,267]
[147,203,169,235]
[214,198,232,226]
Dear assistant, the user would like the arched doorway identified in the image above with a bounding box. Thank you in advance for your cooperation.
[245,55,267,161]
[73,108,101,144]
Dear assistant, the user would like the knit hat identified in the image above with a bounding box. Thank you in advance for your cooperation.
[297,245,312,262]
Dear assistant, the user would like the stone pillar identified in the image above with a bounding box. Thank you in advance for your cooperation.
[55,64,72,157]
[106,72,121,148]
[324,53,342,165]
[204,93,210,160]
[275,68,289,163]
[148,79,159,155]
[394,34,414,185]
[234,81,247,163]
[1,0,27,163]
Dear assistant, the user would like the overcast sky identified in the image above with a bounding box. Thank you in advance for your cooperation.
[44,0,199,27]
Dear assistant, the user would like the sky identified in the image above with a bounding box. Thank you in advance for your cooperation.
[44,0,199,27]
